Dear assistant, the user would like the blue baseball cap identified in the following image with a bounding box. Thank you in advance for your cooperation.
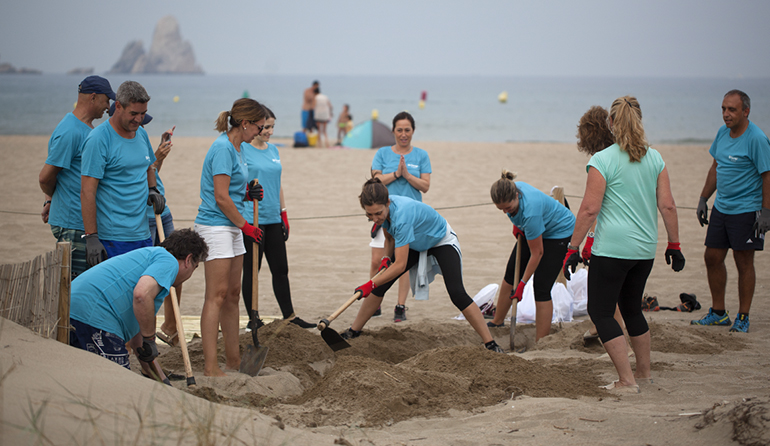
[79,76,116,100]
[108,101,153,126]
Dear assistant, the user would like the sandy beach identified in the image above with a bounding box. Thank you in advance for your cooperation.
[1,135,768,445]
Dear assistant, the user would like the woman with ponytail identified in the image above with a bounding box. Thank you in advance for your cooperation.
[486,171,576,341]
[195,98,266,377]
[564,96,684,393]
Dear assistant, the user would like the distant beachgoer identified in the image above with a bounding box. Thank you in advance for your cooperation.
[336,104,351,144]
[313,88,333,147]
[692,90,770,333]
[302,80,318,132]
[195,98,265,377]
[39,75,115,279]
[370,112,431,322]
[486,172,575,341]
[240,107,315,330]
[343,178,505,354]
[564,96,684,393]
[69,228,207,384]
[80,81,165,265]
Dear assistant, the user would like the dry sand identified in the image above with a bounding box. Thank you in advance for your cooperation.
[1,135,769,445]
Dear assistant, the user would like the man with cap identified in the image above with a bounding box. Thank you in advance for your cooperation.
[80,80,165,265]
[39,75,115,279]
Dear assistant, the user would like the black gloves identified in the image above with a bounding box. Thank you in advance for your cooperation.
[148,186,166,215]
[696,197,709,227]
[136,335,159,363]
[665,242,685,272]
[247,180,263,201]
[84,233,107,267]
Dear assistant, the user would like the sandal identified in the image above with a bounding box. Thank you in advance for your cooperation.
[156,330,179,347]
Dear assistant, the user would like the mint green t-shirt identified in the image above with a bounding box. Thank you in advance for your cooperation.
[588,144,665,260]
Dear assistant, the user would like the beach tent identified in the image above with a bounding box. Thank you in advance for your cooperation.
[342,119,395,149]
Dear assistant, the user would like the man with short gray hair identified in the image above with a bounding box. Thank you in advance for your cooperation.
[80,80,165,266]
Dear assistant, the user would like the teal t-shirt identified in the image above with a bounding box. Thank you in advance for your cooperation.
[588,143,665,260]
[69,247,177,342]
[506,182,574,240]
[371,146,431,202]
[81,121,155,241]
[195,133,249,227]
[240,142,282,225]
[382,195,447,252]
[46,113,91,230]
[710,122,770,214]
[145,171,171,220]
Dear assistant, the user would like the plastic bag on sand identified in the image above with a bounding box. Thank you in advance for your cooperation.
[567,268,588,316]
[453,283,498,320]
[516,278,574,324]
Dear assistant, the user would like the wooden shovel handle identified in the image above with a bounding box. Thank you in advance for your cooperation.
[318,266,389,330]
[252,179,259,314]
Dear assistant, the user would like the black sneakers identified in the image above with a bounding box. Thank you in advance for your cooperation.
[340,328,362,339]
[394,305,407,322]
[289,317,316,329]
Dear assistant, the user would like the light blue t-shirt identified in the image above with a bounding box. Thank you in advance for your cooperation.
[588,143,665,260]
[382,195,448,252]
[371,146,432,202]
[145,172,171,220]
[81,121,155,241]
[240,142,282,225]
[506,182,574,240]
[69,247,178,342]
[45,113,91,230]
[195,133,249,227]
[710,122,770,214]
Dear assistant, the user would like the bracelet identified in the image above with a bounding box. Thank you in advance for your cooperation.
[394,172,399,179]
[43,200,52,207]
[567,244,580,251]
[281,208,287,212]
[587,231,594,238]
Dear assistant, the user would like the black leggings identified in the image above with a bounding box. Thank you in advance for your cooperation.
[504,236,570,302]
[242,223,294,319]
[587,255,654,343]
[372,244,474,311]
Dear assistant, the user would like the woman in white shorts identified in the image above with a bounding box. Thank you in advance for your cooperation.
[195,98,266,377]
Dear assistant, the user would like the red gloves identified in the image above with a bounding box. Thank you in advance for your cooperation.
[355,280,375,299]
[665,242,685,272]
[245,180,263,201]
[510,280,526,302]
[582,236,594,265]
[239,222,263,244]
[512,225,524,239]
[281,210,290,241]
[563,248,582,280]
[378,257,391,272]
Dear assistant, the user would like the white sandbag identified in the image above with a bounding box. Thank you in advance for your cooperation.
[516,281,536,324]
[453,283,498,320]
[567,268,588,316]
[551,282,573,322]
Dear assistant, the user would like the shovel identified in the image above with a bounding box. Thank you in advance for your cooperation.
[510,234,522,351]
[155,214,196,388]
[318,267,388,351]
[240,180,269,376]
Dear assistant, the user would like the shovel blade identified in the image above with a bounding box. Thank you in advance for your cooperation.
[321,327,350,351]
[239,344,269,376]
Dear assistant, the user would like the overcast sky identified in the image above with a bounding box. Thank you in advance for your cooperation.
[2,0,769,78]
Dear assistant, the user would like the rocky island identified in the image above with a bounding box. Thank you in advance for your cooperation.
[109,15,203,74]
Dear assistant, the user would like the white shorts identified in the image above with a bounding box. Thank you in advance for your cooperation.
[369,226,385,249]
[194,223,246,261]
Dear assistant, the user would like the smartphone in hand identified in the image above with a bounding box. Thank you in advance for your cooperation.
[161,125,176,143]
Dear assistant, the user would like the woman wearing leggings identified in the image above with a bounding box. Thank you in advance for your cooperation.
[564,96,684,393]
[343,178,504,353]
[486,171,576,341]
[240,107,314,329]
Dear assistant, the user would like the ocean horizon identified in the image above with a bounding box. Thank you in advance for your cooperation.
[1,73,769,144]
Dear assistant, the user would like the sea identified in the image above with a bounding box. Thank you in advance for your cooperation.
[1,74,769,144]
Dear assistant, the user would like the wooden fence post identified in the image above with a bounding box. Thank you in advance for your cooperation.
[56,242,71,344]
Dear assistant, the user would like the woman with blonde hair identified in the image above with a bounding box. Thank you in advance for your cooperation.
[195,98,266,376]
[564,96,684,392]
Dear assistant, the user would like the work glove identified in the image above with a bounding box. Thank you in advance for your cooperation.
[510,280,526,302]
[355,280,375,299]
[281,210,290,241]
[665,242,685,272]
[136,335,159,363]
[246,180,263,201]
[563,248,582,280]
[239,222,263,244]
[753,207,770,236]
[371,222,381,239]
[378,257,391,272]
[512,225,524,239]
[84,233,108,267]
[696,197,709,227]
[582,236,594,266]
[147,186,165,215]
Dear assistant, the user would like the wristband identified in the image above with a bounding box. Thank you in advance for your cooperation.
[567,244,580,251]
[43,200,52,207]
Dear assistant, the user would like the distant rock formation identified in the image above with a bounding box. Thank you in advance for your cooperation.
[67,67,94,75]
[109,16,203,74]
[0,56,41,74]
